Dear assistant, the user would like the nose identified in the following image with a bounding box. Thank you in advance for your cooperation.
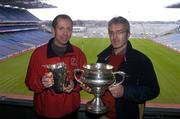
[63,29,68,35]
[111,32,118,39]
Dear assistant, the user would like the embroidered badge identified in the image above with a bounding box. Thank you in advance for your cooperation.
[71,57,77,66]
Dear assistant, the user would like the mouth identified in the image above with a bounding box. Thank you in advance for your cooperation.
[113,40,119,44]
[61,36,69,41]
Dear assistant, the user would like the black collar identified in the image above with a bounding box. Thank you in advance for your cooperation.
[47,38,73,58]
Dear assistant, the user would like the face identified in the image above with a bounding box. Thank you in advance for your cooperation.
[52,18,73,47]
[108,23,130,52]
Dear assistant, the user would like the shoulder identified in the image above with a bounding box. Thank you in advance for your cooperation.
[31,44,47,57]
[70,44,87,64]
[127,41,150,60]
[127,48,152,64]
[71,44,85,54]
[97,45,112,58]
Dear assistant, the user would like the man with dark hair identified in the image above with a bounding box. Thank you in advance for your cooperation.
[25,14,87,119]
[97,16,160,119]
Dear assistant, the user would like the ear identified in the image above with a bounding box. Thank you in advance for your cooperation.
[127,32,131,38]
[51,28,55,37]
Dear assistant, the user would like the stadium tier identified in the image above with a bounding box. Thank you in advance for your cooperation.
[154,33,180,51]
[0,5,53,60]
[0,30,52,60]
[0,25,39,32]
[0,6,40,22]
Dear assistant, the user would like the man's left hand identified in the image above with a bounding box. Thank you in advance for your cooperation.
[109,84,124,98]
[63,80,74,93]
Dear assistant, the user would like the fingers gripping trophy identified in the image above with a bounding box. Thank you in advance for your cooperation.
[42,62,70,93]
[74,63,126,114]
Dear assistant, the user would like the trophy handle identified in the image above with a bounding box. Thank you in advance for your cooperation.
[74,69,84,85]
[64,71,70,87]
[112,71,126,86]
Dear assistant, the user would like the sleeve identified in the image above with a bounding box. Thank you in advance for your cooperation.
[25,51,46,93]
[122,58,160,103]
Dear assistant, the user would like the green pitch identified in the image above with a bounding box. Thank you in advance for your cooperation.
[0,38,180,104]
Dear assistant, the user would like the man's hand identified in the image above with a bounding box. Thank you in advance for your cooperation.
[109,84,124,98]
[63,80,74,93]
[80,83,92,93]
[42,72,54,88]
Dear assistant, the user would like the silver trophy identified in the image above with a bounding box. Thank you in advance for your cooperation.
[74,63,126,114]
[42,62,69,93]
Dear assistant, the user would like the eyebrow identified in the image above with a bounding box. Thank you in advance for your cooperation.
[109,29,127,33]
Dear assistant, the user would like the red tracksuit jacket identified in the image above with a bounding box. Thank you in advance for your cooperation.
[25,39,87,118]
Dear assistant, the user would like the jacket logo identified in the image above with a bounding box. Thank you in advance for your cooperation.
[71,57,77,66]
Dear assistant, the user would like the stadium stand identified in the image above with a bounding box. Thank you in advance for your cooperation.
[0,0,56,9]
[153,26,180,52]
[0,6,53,61]
[0,6,40,22]
[166,2,180,8]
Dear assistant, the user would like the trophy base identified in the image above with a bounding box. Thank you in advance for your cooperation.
[86,100,107,114]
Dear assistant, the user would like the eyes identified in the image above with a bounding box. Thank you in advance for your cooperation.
[56,26,72,32]
[109,29,127,37]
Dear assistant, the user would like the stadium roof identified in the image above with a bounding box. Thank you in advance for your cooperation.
[166,2,180,8]
[0,0,57,9]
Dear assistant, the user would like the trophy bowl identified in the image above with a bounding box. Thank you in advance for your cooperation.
[74,63,126,114]
[42,62,69,93]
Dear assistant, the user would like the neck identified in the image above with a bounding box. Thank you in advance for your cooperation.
[54,39,67,48]
[113,44,126,55]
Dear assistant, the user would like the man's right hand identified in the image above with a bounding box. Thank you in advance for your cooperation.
[80,83,92,93]
[42,72,54,88]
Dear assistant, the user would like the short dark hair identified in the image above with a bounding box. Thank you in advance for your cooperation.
[108,16,130,32]
[52,14,73,28]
